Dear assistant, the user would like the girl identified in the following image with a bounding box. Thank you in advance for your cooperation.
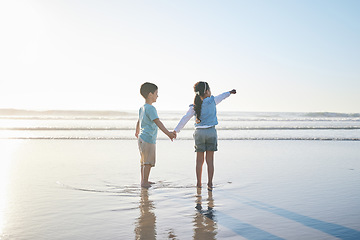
[174,82,236,191]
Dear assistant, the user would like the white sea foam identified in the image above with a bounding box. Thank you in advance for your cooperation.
[0,111,359,140]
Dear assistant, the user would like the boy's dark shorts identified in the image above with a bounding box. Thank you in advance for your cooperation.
[193,127,218,152]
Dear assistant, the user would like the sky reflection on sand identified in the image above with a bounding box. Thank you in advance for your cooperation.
[0,140,359,239]
[0,141,20,236]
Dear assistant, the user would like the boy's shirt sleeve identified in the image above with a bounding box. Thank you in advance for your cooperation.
[147,105,159,121]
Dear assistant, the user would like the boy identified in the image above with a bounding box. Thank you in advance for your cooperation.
[135,82,176,188]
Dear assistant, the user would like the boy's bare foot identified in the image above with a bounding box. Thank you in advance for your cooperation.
[149,181,155,185]
[141,183,151,189]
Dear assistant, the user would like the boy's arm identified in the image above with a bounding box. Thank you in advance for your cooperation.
[153,118,175,141]
[214,89,236,105]
[135,120,140,138]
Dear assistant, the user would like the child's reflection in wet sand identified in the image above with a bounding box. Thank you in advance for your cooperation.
[193,188,217,240]
[134,188,156,240]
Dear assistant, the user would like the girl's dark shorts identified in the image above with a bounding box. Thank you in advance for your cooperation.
[193,127,218,152]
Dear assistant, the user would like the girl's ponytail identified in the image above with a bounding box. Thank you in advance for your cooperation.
[193,81,209,123]
[194,94,202,123]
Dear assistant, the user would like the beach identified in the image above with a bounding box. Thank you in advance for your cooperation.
[1,139,359,239]
[3,0,360,238]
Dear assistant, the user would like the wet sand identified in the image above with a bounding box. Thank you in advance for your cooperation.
[0,139,359,239]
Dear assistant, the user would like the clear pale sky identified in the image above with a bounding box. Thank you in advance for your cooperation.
[1,0,359,113]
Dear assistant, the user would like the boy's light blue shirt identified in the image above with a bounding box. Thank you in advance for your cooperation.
[139,104,159,144]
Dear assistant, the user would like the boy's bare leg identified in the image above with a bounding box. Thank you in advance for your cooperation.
[141,165,155,185]
[196,152,205,188]
[205,151,214,190]
[140,165,144,184]
[141,164,152,188]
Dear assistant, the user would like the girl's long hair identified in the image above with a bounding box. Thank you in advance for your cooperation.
[193,81,209,123]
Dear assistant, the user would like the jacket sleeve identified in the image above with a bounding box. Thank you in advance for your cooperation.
[214,92,231,105]
[174,106,195,133]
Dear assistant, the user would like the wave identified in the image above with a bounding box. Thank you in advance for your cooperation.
[1,126,359,131]
[0,108,137,116]
[217,118,360,122]
[218,126,360,130]
[0,116,138,120]
[0,127,136,131]
[1,111,359,121]
[1,116,359,121]
[2,136,360,141]
[303,112,360,118]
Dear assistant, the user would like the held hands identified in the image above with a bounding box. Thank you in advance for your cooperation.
[230,89,236,94]
[167,131,177,141]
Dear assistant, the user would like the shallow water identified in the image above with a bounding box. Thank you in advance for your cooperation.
[0,140,360,239]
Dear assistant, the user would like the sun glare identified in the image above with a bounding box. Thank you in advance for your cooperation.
[0,141,19,236]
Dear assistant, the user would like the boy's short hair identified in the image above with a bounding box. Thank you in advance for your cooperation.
[140,82,158,99]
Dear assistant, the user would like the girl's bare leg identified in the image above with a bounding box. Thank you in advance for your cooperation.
[196,152,205,187]
[205,151,214,190]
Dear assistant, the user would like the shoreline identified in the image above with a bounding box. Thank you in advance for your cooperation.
[1,138,360,141]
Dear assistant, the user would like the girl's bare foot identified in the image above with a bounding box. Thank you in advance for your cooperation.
[149,181,155,185]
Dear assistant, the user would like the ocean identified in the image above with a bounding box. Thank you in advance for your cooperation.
[0,110,359,239]
[0,111,359,140]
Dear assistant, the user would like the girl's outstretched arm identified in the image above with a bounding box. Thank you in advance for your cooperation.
[214,92,230,105]
[214,89,236,105]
